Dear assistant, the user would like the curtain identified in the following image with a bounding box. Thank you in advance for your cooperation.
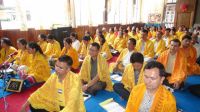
[74,0,105,26]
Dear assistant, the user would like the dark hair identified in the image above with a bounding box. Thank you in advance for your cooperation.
[128,38,137,45]
[47,34,55,40]
[170,38,181,46]
[141,29,148,34]
[58,55,73,67]
[28,42,44,55]
[1,37,12,46]
[64,38,72,45]
[144,61,167,77]
[130,52,144,64]
[99,34,106,45]
[182,35,192,41]
[91,42,100,50]
[110,27,114,32]
[70,32,76,38]
[165,28,171,32]
[39,34,47,40]
[17,38,27,46]
[82,36,91,41]
[123,29,128,33]
[171,27,176,32]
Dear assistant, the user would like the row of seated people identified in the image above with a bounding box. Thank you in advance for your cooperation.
[19,45,177,112]
[0,25,199,111]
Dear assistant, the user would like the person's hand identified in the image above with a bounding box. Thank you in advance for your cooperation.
[82,84,88,92]
[173,82,180,89]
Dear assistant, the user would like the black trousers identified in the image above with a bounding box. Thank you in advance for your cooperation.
[30,104,64,112]
[113,83,130,101]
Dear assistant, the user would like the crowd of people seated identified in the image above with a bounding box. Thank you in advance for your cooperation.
[0,24,200,112]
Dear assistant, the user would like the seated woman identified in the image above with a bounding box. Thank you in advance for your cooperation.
[70,32,80,51]
[14,38,31,67]
[0,37,17,65]
[98,34,112,60]
[60,38,80,71]
[20,42,51,85]
[79,36,91,60]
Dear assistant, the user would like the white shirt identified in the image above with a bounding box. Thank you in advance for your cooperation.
[122,51,134,66]
[72,39,80,51]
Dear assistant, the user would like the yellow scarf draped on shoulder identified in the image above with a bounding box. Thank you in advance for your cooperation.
[157,49,187,84]
[60,47,80,69]
[14,49,32,67]
[126,84,176,112]
[121,64,144,92]
[28,72,86,112]
[0,46,17,64]
[136,39,154,58]
[80,55,113,91]
[44,40,61,58]
[38,41,48,53]
[152,39,166,56]
[28,52,50,82]
[100,42,113,60]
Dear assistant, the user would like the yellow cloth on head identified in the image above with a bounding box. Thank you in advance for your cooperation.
[28,52,50,82]
[136,39,154,58]
[157,49,187,84]
[44,40,61,58]
[80,55,113,91]
[60,47,80,69]
[126,84,176,112]
[121,64,144,92]
[28,72,86,112]
[0,46,17,64]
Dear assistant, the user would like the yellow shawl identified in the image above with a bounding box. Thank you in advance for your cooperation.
[152,39,166,56]
[100,42,113,60]
[136,39,154,58]
[38,41,48,53]
[121,64,144,92]
[14,49,32,67]
[0,46,17,64]
[28,52,50,82]
[28,72,86,112]
[126,84,176,112]
[44,40,61,58]
[157,49,187,84]
[113,36,127,52]
[60,47,80,69]
[80,55,113,91]
[106,33,116,46]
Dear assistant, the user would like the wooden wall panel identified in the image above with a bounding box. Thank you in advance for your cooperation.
[0,29,51,48]
[175,0,196,28]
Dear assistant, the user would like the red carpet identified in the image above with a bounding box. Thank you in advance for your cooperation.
[0,83,43,112]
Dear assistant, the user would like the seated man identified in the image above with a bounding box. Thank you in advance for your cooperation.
[105,27,116,47]
[113,52,144,100]
[111,38,137,74]
[180,35,200,75]
[152,31,166,59]
[157,39,187,89]
[126,61,176,112]
[136,29,154,61]
[21,55,86,112]
[80,42,113,95]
